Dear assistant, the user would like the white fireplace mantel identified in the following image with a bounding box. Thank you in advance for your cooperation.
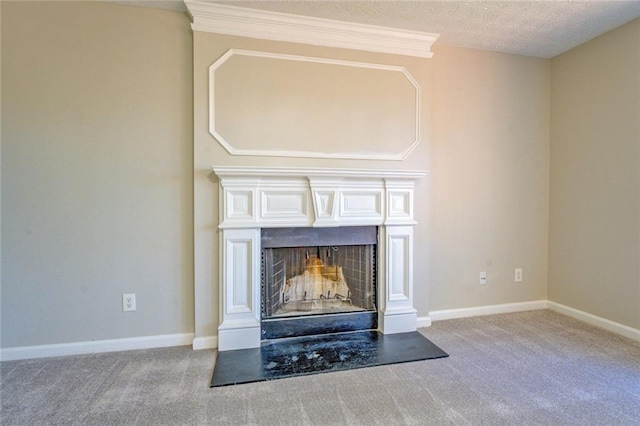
[212,166,426,351]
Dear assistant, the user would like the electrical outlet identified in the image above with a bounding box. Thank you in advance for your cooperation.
[479,271,487,285]
[123,293,136,312]
[515,268,523,282]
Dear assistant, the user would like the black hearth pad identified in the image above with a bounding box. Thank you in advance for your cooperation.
[210,330,448,387]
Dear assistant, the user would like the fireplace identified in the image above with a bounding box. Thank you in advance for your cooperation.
[213,166,425,351]
[261,226,378,339]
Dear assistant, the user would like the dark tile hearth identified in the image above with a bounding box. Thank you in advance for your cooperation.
[211,330,449,387]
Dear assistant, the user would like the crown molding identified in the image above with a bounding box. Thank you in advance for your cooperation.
[184,1,439,58]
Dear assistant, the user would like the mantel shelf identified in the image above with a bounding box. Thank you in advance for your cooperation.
[212,166,427,180]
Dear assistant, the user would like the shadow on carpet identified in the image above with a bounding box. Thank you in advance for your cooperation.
[211,330,448,387]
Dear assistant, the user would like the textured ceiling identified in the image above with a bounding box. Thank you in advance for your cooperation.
[125,1,640,58]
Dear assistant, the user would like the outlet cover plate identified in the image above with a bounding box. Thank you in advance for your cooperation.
[515,268,523,282]
[123,293,136,312]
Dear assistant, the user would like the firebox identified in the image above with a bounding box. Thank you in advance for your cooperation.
[261,226,378,339]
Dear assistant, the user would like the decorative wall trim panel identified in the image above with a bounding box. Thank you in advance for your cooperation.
[185,1,439,58]
[209,49,422,161]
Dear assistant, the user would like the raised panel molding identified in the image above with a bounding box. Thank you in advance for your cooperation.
[340,190,383,223]
[214,167,426,228]
[218,228,261,351]
[386,190,414,225]
[225,190,254,221]
[388,191,411,218]
[388,234,411,302]
[260,189,310,225]
[377,225,417,335]
[185,2,439,58]
[229,242,251,314]
[222,230,260,317]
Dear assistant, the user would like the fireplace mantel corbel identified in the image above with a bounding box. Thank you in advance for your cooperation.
[212,166,426,351]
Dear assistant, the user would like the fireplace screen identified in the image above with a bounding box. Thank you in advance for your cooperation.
[261,228,377,319]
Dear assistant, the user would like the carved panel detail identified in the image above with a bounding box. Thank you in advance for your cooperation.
[387,191,411,220]
[340,191,383,222]
[224,235,255,314]
[226,190,254,221]
[388,233,410,302]
[260,190,309,220]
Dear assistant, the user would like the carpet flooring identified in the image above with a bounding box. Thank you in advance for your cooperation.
[2,310,640,425]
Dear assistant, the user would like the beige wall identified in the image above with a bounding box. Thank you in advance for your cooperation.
[193,34,551,340]
[2,1,555,349]
[549,18,640,328]
[8,1,628,351]
[1,1,3,348]
[1,2,193,347]
[429,45,550,311]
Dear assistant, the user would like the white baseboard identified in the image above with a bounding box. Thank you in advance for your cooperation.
[1,332,195,362]
[547,301,640,343]
[416,316,432,328]
[429,300,548,322]
[192,336,218,350]
[5,301,638,361]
